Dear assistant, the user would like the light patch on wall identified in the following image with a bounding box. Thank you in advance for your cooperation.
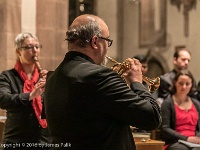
[154,0,160,31]
[21,0,36,34]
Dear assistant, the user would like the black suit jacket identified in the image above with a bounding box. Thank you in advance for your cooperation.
[44,51,161,150]
[158,70,176,99]
[0,69,51,143]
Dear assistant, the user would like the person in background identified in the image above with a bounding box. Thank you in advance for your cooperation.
[133,54,148,88]
[132,54,150,133]
[161,69,200,150]
[44,14,161,150]
[157,48,198,104]
[0,32,52,149]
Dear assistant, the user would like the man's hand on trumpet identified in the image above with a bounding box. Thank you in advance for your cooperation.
[123,58,143,86]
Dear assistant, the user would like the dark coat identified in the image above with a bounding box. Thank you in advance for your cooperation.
[44,51,161,150]
[0,69,51,144]
[161,95,200,145]
[158,70,177,99]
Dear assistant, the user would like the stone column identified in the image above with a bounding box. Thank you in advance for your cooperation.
[36,0,69,71]
[0,0,22,116]
[0,0,21,72]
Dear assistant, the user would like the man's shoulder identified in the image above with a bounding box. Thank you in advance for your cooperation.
[160,70,176,85]
[55,59,115,81]
[160,70,175,79]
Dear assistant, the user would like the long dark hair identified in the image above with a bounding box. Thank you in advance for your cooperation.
[170,69,196,96]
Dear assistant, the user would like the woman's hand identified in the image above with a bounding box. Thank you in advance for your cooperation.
[39,69,48,79]
[29,78,46,100]
[187,136,200,144]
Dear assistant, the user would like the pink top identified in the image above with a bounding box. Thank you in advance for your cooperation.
[175,103,198,136]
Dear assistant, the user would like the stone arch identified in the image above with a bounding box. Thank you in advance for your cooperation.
[146,49,170,78]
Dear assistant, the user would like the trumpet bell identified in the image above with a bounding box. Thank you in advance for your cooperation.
[143,76,160,92]
[106,56,160,92]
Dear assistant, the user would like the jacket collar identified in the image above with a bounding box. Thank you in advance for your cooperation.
[64,51,95,64]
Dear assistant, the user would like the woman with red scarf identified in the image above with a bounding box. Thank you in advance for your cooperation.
[161,69,200,150]
[0,32,52,149]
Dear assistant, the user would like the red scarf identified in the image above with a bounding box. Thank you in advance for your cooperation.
[14,60,47,128]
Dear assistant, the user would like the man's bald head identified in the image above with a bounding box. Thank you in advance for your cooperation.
[65,14,108,48]
[71,14,97,27]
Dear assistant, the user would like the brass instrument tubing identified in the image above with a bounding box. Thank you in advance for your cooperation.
[106,56,160,92]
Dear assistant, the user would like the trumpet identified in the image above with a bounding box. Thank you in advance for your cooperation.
[106,56,160,92]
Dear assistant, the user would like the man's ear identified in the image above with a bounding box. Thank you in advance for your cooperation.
[90,36,98,49]
[173,57,177,64]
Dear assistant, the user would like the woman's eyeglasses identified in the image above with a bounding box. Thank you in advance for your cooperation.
[20,44,42,50]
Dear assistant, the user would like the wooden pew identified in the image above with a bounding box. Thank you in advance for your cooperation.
[135,138,165,150]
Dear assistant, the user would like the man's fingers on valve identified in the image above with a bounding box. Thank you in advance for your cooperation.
[127,58,141,69]
[132,58,141,65]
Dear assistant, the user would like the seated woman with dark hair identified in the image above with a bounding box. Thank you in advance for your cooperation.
[161,69,200,150]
